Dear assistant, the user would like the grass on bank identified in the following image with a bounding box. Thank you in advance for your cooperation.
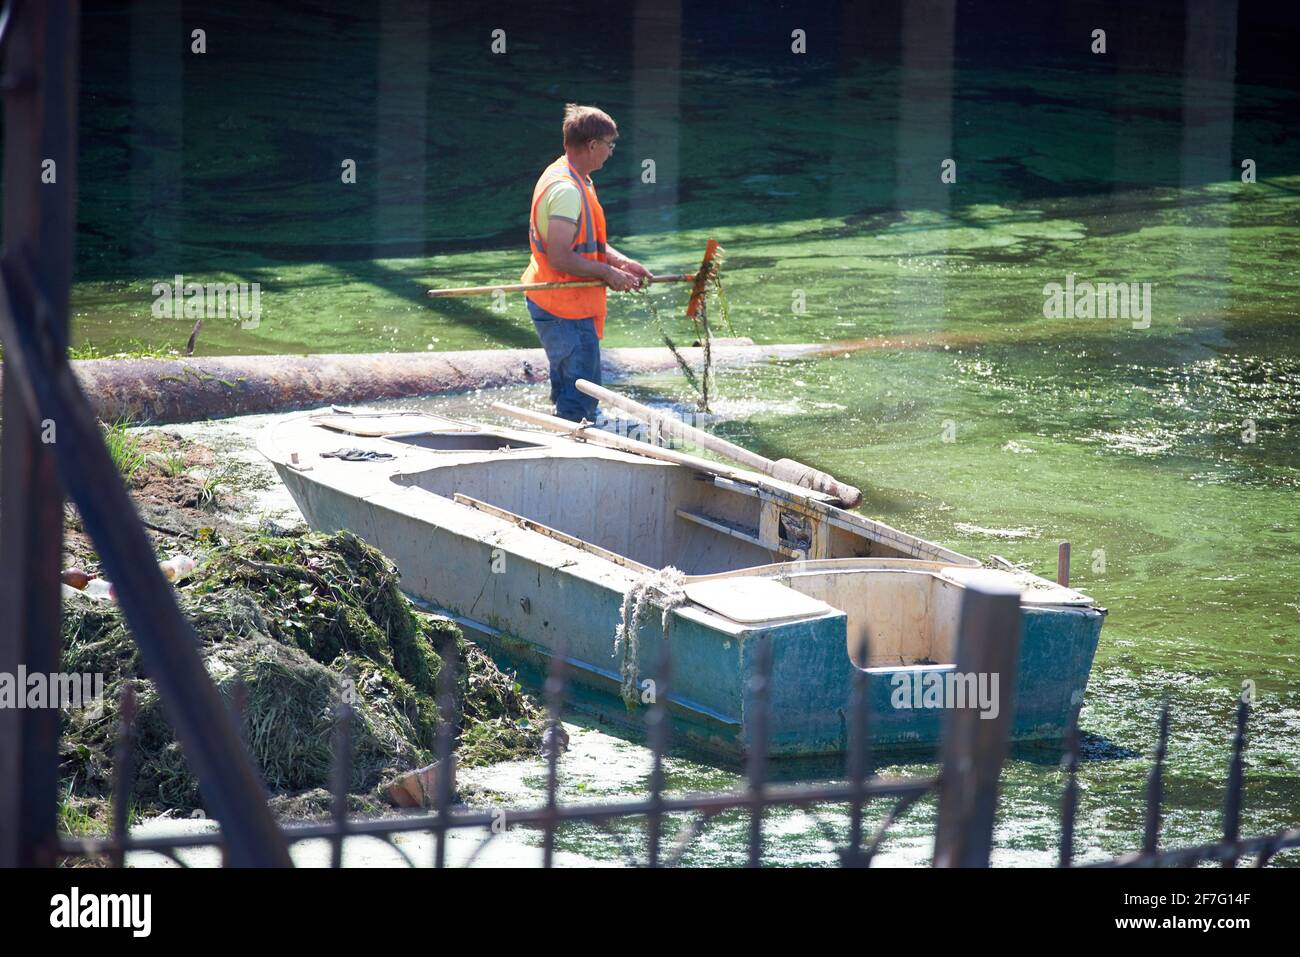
[101,417,146,482]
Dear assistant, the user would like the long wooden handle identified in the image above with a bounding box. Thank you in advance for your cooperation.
[490,401,802,495]
[573,379,863,508]
[427,273,694,298]
[575,378,770,470]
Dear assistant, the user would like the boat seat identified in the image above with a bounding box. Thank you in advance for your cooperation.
[675,508,805,559]
[684,578,832,624]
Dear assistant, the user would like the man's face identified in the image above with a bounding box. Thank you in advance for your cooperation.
[588,136,616,171]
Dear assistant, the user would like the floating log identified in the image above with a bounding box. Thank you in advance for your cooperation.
[2,339,858,424]
[0,329,996,424]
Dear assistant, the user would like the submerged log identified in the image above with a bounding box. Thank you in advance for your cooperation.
[4,339,851,424]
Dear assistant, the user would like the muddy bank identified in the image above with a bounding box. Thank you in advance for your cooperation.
[62,429,255,562]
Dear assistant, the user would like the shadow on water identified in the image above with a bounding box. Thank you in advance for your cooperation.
[333,258,541,349]
[1012,733,1141,766]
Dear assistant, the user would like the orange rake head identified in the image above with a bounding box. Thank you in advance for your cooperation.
[685,239,724,320]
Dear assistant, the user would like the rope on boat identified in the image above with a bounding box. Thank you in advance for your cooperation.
[613,566,687,709]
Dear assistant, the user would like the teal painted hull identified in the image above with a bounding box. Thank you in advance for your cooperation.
[264,413,1106,761]
[438,594,1104,760]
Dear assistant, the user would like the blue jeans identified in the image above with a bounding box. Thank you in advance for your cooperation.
[528,299,601,422]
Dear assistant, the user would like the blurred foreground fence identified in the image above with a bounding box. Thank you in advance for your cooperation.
[52,581,1300,868]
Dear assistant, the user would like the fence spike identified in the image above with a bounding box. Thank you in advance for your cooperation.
[1142,703,1171,856]
[745,637,773,869]
[329,699,352,869]
[843,635,871,867]
[229,679,249,755]
[933,578,1022,867]
[1058,703,1082,867]
[646,637,674,868]
[1222,693,1249,868]
[109,683,138,868]
[433,640,459,869]
[541,640,569,868]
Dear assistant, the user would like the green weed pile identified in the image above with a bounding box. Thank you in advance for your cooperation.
[59,530,543,812]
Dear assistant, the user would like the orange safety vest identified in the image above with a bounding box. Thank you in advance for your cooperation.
[521,157,609,337]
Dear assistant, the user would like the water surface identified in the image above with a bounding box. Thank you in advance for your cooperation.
[70,1,1300,864]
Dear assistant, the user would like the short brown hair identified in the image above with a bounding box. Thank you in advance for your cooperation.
[562,103,618,147]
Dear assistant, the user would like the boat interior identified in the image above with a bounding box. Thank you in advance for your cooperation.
[702,562,967,669]
[390,447,928,574]
[285,412,1083,672]
[386,438,985,668]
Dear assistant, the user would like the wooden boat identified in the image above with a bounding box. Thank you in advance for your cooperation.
[258,406,1105,759]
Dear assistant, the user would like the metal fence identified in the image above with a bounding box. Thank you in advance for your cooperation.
[60,627,938,868]
[1062,697,1300,869]
[54,591,1300,869]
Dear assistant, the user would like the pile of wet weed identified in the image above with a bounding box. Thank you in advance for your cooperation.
[59,529,543,814]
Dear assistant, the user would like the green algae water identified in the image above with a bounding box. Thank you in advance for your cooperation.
[68,2,1299,864]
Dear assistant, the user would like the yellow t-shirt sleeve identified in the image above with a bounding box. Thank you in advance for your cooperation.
[536,180,582,245]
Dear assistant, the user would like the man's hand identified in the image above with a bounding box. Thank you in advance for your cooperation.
[607,248,652,289]
[602,264,641,292]
[620,259,653,285]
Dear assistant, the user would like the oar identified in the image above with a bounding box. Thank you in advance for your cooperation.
[490,400,826,499]
[427,274,694,298]
[574,379,863,508]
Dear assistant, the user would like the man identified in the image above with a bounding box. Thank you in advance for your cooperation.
[521,103,650,422]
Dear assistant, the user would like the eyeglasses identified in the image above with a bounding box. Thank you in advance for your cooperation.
[595,139,616,152]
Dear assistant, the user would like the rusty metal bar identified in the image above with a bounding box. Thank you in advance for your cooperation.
[1222,695,1248,868]
[61,802,1300,870]
[59,775,938,859]
[1087,827,1300,869]
[109,684,136,868]
[230,679,248,751]
[0,5,291,868]
[933,575,1023,867]
[1056,542,1070,587]
[0,272,294,864]
[432,644,457,869]
[1058,704,1082,867]
[0,0,75,870]
[1254,837,1281,868]
[863,789,929,863]
[1142,704,1170,855]
[645,639,673,867]
[541,642,568,868]
[329,702,352,869]
[745,638,773,868]
[843,637,872,866]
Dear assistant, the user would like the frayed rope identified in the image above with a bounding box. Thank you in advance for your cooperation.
[613,566,687,709]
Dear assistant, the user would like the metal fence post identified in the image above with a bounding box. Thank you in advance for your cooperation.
[933,574,1023,867]
[0,0,78,869]
[0,0,292,867]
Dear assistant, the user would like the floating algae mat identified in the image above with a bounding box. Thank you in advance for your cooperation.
[59,530,544,812]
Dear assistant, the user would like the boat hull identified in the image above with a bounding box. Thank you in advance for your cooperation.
[272,460,1104,759]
